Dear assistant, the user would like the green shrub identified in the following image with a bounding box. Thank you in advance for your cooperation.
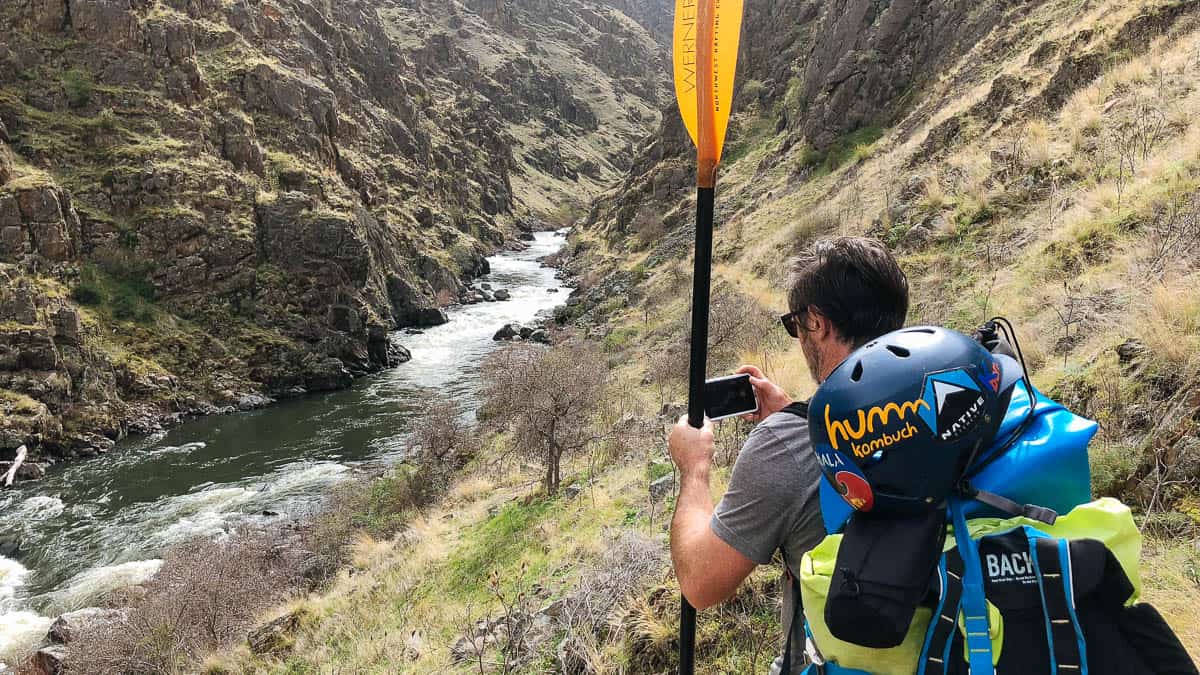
[602,326,638,353]
[71,281,104,306]
[73,264,156,322]
[822,126,884,172]
[647,461,673,482]
[61,69,94,108]
[741,79,766,103]
[1091,441,1140,500]
[110,292,150,322]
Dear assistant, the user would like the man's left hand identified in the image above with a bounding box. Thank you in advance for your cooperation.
[669,415,715,477]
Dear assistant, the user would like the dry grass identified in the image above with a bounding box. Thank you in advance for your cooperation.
[1141,539,1200,664]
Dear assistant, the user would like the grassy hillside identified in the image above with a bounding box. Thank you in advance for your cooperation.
[67,0,1200,672]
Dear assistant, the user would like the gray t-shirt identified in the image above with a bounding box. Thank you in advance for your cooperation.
[711,409,826,670]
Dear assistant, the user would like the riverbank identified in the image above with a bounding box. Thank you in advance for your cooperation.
[0,231,573,670]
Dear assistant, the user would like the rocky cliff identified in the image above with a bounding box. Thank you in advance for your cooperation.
[0,0,668,461]
[587,0,1200,239]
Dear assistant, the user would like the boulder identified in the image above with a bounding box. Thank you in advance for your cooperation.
[0,327,60,371]
[901,224,933,250]
[519,325,534,339]
[33,645,66,675]
[493,324,519,341]
[494,289,511,301]
[650,474,677,501]
[4,187,79,261]
[236,394,273,411]
[327,305,362,334]
[386,274,449,327]
[0,461,47,481]
[304,357,353,392]
[48,608,125,644]
[529,329,550,344]
[1116,339,1149,376]
[248,610,305,656]
[413,307,448,326]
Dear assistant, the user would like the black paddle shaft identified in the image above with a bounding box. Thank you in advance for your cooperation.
[686,187,716,429]
[680,185,715,675]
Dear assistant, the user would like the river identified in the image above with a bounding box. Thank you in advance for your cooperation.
[0,230,569,664]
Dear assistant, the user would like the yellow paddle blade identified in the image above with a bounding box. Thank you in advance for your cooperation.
[673,0,701,148]
[673,0,745,166]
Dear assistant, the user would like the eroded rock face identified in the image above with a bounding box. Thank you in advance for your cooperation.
[796,0,1023,150]
[0,143,13,184]
[0,184,80,263]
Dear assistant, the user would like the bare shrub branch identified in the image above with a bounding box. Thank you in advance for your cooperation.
[1144,189,1200,277]
[67,530,306,674]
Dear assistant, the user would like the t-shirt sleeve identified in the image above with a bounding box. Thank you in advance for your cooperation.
[710,424,809,565]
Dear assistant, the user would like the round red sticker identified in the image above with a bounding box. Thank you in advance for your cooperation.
[835,470,875,511]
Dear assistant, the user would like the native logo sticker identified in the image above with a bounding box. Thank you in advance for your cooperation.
[918,368,987,442]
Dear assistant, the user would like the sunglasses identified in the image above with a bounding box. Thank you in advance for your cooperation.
[779,307,808,338]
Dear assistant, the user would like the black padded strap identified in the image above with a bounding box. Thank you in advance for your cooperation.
[781,401,809,419]
[923,550,964,675]
[780,580,803,673]
[1034,538,1085,674]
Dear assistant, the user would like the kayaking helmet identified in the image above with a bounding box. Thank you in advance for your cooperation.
[808,326,1024,515]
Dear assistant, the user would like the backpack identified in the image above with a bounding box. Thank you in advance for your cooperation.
[778,380,1196,675]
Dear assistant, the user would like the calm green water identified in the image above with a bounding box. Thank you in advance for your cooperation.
[0,231,568,662]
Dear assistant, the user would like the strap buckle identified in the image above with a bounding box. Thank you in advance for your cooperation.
[960,483,1058,525]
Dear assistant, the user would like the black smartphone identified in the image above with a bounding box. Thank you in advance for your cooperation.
[704,374,759,421]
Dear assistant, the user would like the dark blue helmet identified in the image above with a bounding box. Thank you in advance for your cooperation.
[808,326,1023,515]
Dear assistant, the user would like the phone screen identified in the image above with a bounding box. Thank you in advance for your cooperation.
[704,374,758,421]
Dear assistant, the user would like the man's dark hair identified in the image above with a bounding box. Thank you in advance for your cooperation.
[787,237,909,347]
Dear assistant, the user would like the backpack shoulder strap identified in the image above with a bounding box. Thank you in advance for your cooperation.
[950,498,997,675]
[919,549,965,675]
[781,401,809,419]
[1031,534,1088,674]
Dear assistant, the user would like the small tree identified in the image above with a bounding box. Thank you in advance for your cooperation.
[482,342,608,494]
[409,396,480,465]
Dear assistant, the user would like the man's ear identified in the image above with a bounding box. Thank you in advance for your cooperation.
[807,307,834,341]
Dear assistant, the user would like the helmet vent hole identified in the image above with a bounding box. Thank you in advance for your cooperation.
[904,328,936,335]
[886,345,911,358]
[850,361,864,382]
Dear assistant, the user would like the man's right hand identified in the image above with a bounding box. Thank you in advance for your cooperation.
[736,365,792,422]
